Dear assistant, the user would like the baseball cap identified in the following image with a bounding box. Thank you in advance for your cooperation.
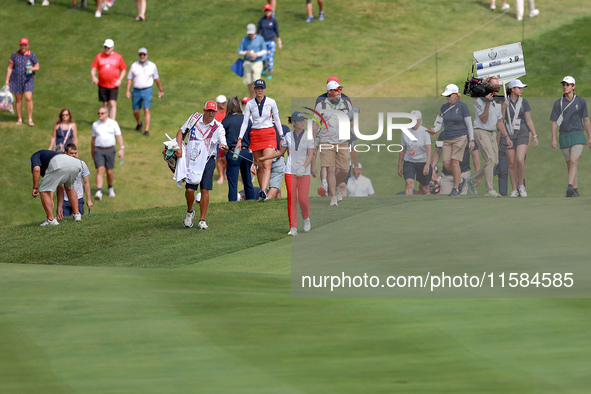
[326,76,340,84]
[291,111,307,121]
[216,95,227,103]
[410,110,422,119]
[103,39,115,48]
[327,80,343,91]
[20,38,29,45]
[254,79,266,89]
[264,4,273,11]
[241,96,251,105]
[441,84,459,96]
[204,101,217,111]
[508,79,527,89]
[561,76,576,85]
[138,47,148,54]
[246,24,257,34]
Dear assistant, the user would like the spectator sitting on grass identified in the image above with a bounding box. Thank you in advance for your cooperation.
[346,163,374,197]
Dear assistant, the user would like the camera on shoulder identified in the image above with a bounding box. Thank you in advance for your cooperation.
[463,77,501,98]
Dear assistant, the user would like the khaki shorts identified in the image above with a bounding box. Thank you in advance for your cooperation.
[442,136,468,162]
[243,60,263,85]
[562,144,584,161]
[39,154,82,193]
[440,170,471,195]
[319,142,351,170]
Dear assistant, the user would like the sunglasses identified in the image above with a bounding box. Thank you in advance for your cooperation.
[139,53,147,56]
[98,112,107,115]
[330,88,342,92]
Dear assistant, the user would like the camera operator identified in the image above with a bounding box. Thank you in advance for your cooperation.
[467,77,510,197]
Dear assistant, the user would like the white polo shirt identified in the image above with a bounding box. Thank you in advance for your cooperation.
[127,60,159,89]
[347,174,375,197]
[282,129,315,175]
[92,118,121,148]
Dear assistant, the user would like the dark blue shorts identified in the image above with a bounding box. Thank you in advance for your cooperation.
[186,157,216,191]
[63,198,85,216]
[403,161,432,186]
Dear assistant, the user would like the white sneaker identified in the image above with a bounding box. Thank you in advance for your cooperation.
[518,185,527,197]
[108,188,116,197]
[517,15,523,21]
[40,218,59,226]
[287,227,298,236]
[95,10,101,17]
[198,219,209,230]
[490,4,495,10]
[94,190,103,200]
[72,213,82,221]
[529,9,539,18]
[484,190,501,198]
[102,1,109,10]
[335,187,343,201]
[303,218,311,232]
[42,0,49,5]
[510,190,519,197]
[502,3,510,10]
[330,197,338,206]
[28,0,34,5]
[184,210,195,228]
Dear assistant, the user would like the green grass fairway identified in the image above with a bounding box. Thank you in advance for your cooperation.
[2,197,591,392]
[3,0,591,391]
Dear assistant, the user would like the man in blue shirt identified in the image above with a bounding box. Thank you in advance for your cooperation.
[257,4,282,80]
[237,24,267,98]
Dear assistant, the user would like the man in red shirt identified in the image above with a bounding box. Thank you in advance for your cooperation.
[90,39,127,120]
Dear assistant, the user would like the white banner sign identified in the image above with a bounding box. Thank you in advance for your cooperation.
[473,42,525,84]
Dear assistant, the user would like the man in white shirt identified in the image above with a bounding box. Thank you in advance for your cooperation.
[347,163,374,197]
[91,106,125,200]
[125,47,164,137]
[175,101,228,230]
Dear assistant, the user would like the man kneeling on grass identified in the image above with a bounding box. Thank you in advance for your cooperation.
[30,149,83,226]
[174,101,228,230]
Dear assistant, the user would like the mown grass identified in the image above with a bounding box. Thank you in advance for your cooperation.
[2,2,591,390]
[2,197,591,392]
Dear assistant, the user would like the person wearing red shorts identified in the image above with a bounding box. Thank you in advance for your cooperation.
[236,78,283,201]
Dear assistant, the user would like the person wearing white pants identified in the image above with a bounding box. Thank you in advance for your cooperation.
[516,0,539,21]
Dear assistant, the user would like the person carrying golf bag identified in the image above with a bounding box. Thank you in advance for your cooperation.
[174,101,228,230]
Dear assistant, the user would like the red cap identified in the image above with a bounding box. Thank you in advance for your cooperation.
[204,100,217,111]
[264,4,273,11]
[326,76,340,85]
[20,38,29,45]
[241,96,251,104]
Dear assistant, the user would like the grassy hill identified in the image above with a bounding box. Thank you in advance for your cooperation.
[2,1,591,391]
[3,0,591,226]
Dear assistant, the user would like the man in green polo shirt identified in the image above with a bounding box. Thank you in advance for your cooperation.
[550,76,591,197]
